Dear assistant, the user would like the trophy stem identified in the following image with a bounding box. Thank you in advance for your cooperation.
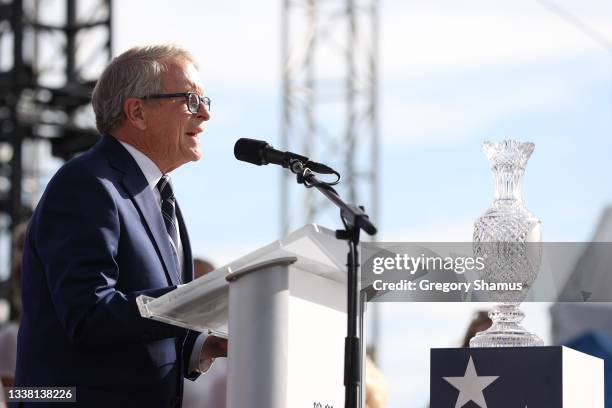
[469,302,544,348]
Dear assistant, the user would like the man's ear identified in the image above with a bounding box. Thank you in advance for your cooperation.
[123,97,148,130]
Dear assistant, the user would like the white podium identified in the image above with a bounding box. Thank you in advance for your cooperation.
[137,224,353,408]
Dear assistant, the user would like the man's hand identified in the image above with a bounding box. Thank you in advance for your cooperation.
[199,335,228,372]
[204,335,228,358]
[200,335,227,373]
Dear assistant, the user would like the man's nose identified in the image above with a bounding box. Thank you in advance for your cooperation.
[196,102,210,121]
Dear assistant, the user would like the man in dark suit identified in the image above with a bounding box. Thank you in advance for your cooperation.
[14,45,226,407]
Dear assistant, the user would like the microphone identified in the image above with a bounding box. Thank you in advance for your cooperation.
[234,138,335,174]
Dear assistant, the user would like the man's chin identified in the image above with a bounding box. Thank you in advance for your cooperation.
[189,148,202,162]
[181,141,201,161]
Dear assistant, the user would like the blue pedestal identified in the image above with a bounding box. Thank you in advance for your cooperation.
[430,346,603,408]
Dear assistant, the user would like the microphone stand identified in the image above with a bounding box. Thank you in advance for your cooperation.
[291,162,377,408]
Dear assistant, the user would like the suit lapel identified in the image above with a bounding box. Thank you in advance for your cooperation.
[129,182,181,285]
[102,135,181,286]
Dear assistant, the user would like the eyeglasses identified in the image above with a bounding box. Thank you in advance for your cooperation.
[143,92,211,114]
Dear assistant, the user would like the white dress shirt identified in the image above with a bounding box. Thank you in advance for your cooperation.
[119,141,184,273]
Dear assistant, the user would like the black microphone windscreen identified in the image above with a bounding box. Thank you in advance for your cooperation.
[234,138,270,165]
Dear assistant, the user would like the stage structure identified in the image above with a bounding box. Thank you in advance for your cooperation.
[280,0,379,235]
[0,0,111,302]
[281,0,381,364]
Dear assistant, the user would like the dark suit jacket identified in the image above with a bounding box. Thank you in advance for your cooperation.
[14,135,201,407]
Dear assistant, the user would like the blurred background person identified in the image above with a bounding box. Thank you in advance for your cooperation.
[194,258,215,279]
[0,222,28,388]
[365,355,389,408]
[461,311,493,348]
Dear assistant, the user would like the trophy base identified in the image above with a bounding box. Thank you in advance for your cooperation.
[469,303,544,348]
[469,325,544,347]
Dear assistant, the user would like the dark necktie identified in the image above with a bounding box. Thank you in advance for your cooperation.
[156,175,181,280]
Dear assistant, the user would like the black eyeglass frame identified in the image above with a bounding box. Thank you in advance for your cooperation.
[143,92,211,114]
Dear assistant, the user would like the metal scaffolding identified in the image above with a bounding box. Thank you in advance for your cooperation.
[280,0,379,236]
[0,0,111,298]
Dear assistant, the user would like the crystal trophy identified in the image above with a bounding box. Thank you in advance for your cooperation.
[470,140,544,348]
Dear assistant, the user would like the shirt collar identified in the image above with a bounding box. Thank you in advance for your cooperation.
[118,140,165,190]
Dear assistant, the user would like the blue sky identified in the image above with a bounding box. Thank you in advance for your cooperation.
[6,0,611,406]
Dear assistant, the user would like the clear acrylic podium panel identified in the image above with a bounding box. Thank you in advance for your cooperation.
[136,224,348,337]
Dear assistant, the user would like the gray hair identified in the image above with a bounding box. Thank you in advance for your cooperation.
[92,44,198,134]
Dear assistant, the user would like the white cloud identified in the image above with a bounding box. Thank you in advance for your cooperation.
[383,1,612,76]
[115,2,610,85]
[115,1,280,88]
[380,63,609,147]
[110,0,612,92]
[380,218,474,242]
[111,0,612,149]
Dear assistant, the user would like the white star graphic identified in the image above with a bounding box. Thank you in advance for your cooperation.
[443,356,499,408]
